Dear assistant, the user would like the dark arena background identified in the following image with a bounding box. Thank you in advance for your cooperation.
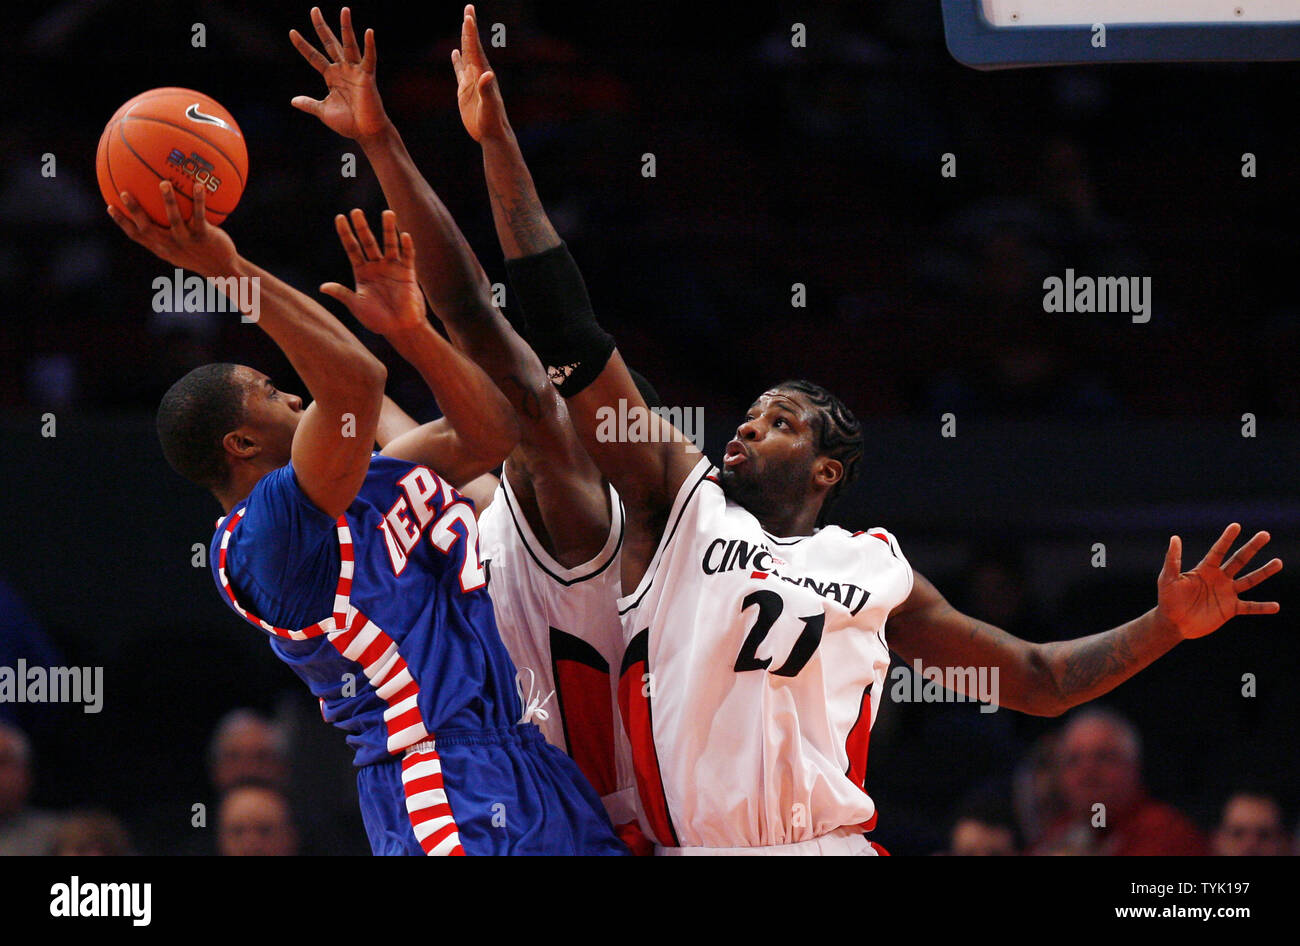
[1,0,1297,877]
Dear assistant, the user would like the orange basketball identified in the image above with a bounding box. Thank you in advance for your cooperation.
[97,88,248,226]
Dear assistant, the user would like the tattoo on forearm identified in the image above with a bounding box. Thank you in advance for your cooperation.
[488,167,553,253]
[1060,631,1137,694]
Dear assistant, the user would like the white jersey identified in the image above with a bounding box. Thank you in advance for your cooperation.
[616,457,913,850]
[478,474,638,826]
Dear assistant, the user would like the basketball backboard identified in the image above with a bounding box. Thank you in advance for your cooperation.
[942,0,1300,68]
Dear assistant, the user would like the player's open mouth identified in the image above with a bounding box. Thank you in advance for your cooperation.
[724,440,749,468]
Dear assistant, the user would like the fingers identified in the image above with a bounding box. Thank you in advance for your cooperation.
[1234,557,1283,594]
[190,179,208,233]
[289,28,330,73]
[380,209,399,261]
[333,213,366,269]
[399,231,415,265]
[1199,522,1242,570]
[464,6,491,72]
[106,205,141,241]
[290,95,326,118]
[159,181,186,232]
[340,7,361,62]
[319,281,360,309]
[1221,529,1271,578]
[451,47,465,85]
[311,6,344,61]
[119,189,157,233]
[1236,598,1281,616]
[363,27,377,73]
[350,208,382,260]
[1158,535,1182,584]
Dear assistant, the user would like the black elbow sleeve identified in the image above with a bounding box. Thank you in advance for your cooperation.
[504,243,614,397]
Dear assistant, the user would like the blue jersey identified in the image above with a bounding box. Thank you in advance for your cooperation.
[210,455,522,768]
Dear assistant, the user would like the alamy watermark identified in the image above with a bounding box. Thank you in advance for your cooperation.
[595,398,704,451]
[152,267,260,323]
[889,659,999,713]
[50,877,150,926]
[1042,269,1151,323]
[0,661,103,714]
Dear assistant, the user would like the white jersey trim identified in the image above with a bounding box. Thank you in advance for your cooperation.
[617,456,714,616]
[498,473,624,586]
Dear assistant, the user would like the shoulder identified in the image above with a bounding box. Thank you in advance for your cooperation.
[246,463,332,516]
[218,465,342,572]
[856,527,909,560]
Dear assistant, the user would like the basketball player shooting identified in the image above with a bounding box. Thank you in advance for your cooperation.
[107,180,627,855]
[289,5,645,845]
[449,6,1284,854]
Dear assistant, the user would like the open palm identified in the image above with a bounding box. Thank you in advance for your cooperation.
[321,209,424,337]
[1157,523,1281,640]
[451,4,509,142]
[290,7,388,141]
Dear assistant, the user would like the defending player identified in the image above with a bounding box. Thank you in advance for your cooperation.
[109,180,626,855]
[289,6,643,843]
[450,6,1285,854]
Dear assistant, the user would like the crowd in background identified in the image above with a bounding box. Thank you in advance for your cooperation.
[2,706,1294,856]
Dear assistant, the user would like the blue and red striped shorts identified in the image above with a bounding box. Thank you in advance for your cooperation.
[356,722,629,856]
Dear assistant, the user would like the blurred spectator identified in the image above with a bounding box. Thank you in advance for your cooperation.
[52,809,133,856]
[1212,792,1290,857]
[0,577,64,738]
[1012,731,1066,849]
[949,792,1021,856]
[208,709,289,795]
[0,722,59,855]
[1032,708,1207,856]
[217,782,299,857]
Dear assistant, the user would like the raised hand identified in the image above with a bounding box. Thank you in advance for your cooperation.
[106,180,238,276]
[290,6,389,141]
[451,4,510,143]
[321,209,424,337]
[1157,523,1282,640]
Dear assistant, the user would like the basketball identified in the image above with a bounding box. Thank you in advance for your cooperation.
[96,88,248,226]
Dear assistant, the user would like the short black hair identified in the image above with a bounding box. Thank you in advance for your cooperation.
[772,379,863,521]
[156,363,247,491]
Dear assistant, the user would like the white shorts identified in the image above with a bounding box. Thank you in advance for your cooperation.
[656,827,880,856]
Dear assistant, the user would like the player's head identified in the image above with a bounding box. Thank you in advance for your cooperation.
[157,363,304,497]
[719,379,862,526]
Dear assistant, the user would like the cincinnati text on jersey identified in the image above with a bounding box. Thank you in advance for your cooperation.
[700,537,872,615]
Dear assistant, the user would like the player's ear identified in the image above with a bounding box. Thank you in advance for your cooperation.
[814,456,843,490]
[222,429,260,461]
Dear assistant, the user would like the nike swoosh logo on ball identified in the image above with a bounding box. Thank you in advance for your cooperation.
[185,104,230,129]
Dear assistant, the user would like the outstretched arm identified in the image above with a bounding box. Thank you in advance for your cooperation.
[452,5,701,577]
[291,7,490,325]
[109,181,384,518]
[887,524,1282,716]
[292,5,608,564]
[323,208,518,487]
